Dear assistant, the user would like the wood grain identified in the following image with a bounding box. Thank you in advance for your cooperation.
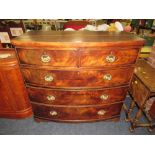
[21,67,134,88]
[31,102,123,122]
[11,31,145,48]
[0,49,32,119]
[17,48,78,67]
[27,86,128,105]
[80,48,139,67]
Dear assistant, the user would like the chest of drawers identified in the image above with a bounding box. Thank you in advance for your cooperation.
[11,31,145,122]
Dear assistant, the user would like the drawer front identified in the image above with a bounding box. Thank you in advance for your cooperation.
[17,48,78,67]
[80,48,139,67]
[22,67,133,88]
[130,75,149,106]
[31,102,122,121]
[27,86,128,105]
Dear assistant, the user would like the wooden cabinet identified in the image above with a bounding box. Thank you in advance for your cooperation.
[11,31,145,122]
[124,60,155,132]
[0,49,32,118]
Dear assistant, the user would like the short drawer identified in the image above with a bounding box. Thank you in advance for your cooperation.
[17,48,78,67]
[80,48,139,67]
[31,102,123,122]
[27,86,128,105]
[21,67,134,88]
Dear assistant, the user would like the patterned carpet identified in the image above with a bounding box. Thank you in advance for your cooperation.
[0,97,155,135]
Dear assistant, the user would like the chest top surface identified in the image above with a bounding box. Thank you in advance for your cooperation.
[11,31,145,48]
[134,59,155,92]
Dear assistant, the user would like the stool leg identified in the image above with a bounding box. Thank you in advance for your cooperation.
[129,108,142,132]
[125,100,135,122]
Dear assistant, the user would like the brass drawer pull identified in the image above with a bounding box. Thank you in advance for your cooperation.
[0,53,11,59]
[100,94,109,100]
[106,54,116,63]
[41,54,51,63]
[97,109,106,115]
[103,74,112,81]
[134,80,138,84]
[44,75,54,82]
[49,110,58,116]
[47,95,55,101]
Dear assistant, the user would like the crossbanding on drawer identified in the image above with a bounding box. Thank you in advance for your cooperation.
[31,102,123,122]
[27,86,128,105]
[21,67,134,88]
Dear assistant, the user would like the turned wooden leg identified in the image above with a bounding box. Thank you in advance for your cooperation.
[129,108,142,132]
[125,100,135,122]
[134,108,142,123]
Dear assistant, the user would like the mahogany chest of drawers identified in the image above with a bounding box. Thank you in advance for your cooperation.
[11,31,145,122]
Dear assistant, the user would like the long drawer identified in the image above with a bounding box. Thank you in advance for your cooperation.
[27,86,128,105]
[31,102,123,122]
[21,67,134,88]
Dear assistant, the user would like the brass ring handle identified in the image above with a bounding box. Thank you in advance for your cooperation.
[0,53,11,59]
[44,75,54,82]
[106,54,116,63]
[41,54,51,63]
[100,94,109,100]
[47,95,55,101]
[49,111,57,116]
[97,109,106,115]
[103,74,112,81]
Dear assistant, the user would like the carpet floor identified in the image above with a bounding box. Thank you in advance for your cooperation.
[0,97,155,135]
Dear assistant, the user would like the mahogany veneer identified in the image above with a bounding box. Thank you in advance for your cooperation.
[11,31,145,122]
[0,49,32,118]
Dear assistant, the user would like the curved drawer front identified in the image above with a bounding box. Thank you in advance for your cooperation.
[27,86,128,105]
[31,102,122,121]
[21,67,133,88]
[17,48,77,67]
[80,48,139,67]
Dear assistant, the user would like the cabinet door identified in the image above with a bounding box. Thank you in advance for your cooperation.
[0,49,32,118]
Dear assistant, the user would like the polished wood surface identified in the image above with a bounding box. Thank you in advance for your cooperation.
[11,31,145,48]
[124,59,155,132]
[0,49,32,118]
[17,48,78,67]
[134,59,155,92]
[31,102,123,122]
[12,31,144,122]
[17,47,139,67]
[21,67,134,88]
[129,75,149,106]
[27,86,128,105]
[80,48,139,67]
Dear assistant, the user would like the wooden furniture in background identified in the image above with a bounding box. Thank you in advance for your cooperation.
[124,59,155,132]
[11,31,144,122]
[0,49,32,118]
[0,42,2,48]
